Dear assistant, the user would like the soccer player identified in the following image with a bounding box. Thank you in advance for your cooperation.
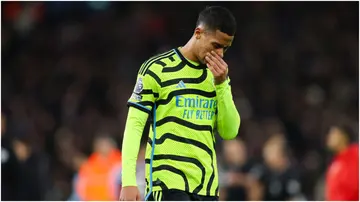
[325,124,359,201]
[119,6,240,201]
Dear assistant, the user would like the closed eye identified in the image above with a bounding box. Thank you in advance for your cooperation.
[212,42,229,52]
[212,42,223,49]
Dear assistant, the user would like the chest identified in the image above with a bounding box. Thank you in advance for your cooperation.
[156,68,217,121]
[159,68,215,93]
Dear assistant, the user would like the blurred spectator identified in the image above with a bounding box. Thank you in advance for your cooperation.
[74,134,122,201]
[12,136,51,200]
[220,138,254,201]
[247,135,305,201]
[325,123,359,201]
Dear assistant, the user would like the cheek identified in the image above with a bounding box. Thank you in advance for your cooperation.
[204,45,213,53]
[327,134,338,146]
[199,41,211,52]
[200,47,212,60]
[199,51,207,62]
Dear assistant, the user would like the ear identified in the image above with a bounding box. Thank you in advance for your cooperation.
[194,27,203,40]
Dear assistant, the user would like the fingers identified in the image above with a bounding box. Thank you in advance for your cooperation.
[210,51,227,67]
[205,56,220,76]
[205,53,227,76]
[206,51,229,84]
[206,52,227,74]
[206,53,221,71]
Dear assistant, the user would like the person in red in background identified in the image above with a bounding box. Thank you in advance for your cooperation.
[325,123,359,201]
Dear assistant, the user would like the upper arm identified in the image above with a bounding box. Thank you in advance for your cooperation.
[325,160,355,200]
[335,160,359,200]
[127,63,161,114]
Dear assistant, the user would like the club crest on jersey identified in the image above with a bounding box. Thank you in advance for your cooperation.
[134,77,143,94]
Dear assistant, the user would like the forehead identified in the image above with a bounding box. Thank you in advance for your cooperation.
[208,30,234,46]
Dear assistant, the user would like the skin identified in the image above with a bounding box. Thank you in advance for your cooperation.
[326,127,349,154]
[180,24,234,85]
[94,137,116,157]
[223,139,247,167]
[263,135,289,171]
[119,24,235,201]
[13,139,31,162]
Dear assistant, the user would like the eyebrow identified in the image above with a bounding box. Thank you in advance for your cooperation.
[212,42,230,50]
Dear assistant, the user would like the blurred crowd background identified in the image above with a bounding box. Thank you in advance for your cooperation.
[1,1,358,201]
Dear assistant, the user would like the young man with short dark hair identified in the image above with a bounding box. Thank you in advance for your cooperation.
[120,6,240,201]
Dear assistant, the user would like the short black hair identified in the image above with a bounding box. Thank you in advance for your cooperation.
[333,123,357,143]
[196,6,237,36]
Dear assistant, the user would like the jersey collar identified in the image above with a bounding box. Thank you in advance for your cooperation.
[174,48,206,70]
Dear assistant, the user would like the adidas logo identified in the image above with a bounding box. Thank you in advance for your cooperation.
[176,80,186,88]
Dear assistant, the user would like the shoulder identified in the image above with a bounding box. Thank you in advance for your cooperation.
[326,158,344,180]
[139,49,177,76]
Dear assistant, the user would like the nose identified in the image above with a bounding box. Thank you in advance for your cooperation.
[216,49,224,58]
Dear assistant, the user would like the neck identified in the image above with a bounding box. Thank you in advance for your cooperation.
[180,37,198,62]
[272,158,289,172]
[234,159,246,167]
[336,142,349,154]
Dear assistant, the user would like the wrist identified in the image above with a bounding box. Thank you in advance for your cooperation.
[215,79,225,85]
[215,77,230,88]
[214,75,227,85]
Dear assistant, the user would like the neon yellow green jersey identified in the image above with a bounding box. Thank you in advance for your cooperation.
[122,48,240,198]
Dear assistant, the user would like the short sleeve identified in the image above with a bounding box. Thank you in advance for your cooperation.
[127,66,160,114]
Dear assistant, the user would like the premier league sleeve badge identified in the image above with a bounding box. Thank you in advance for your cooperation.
[134,77,143,94]
[131,77,143,101]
